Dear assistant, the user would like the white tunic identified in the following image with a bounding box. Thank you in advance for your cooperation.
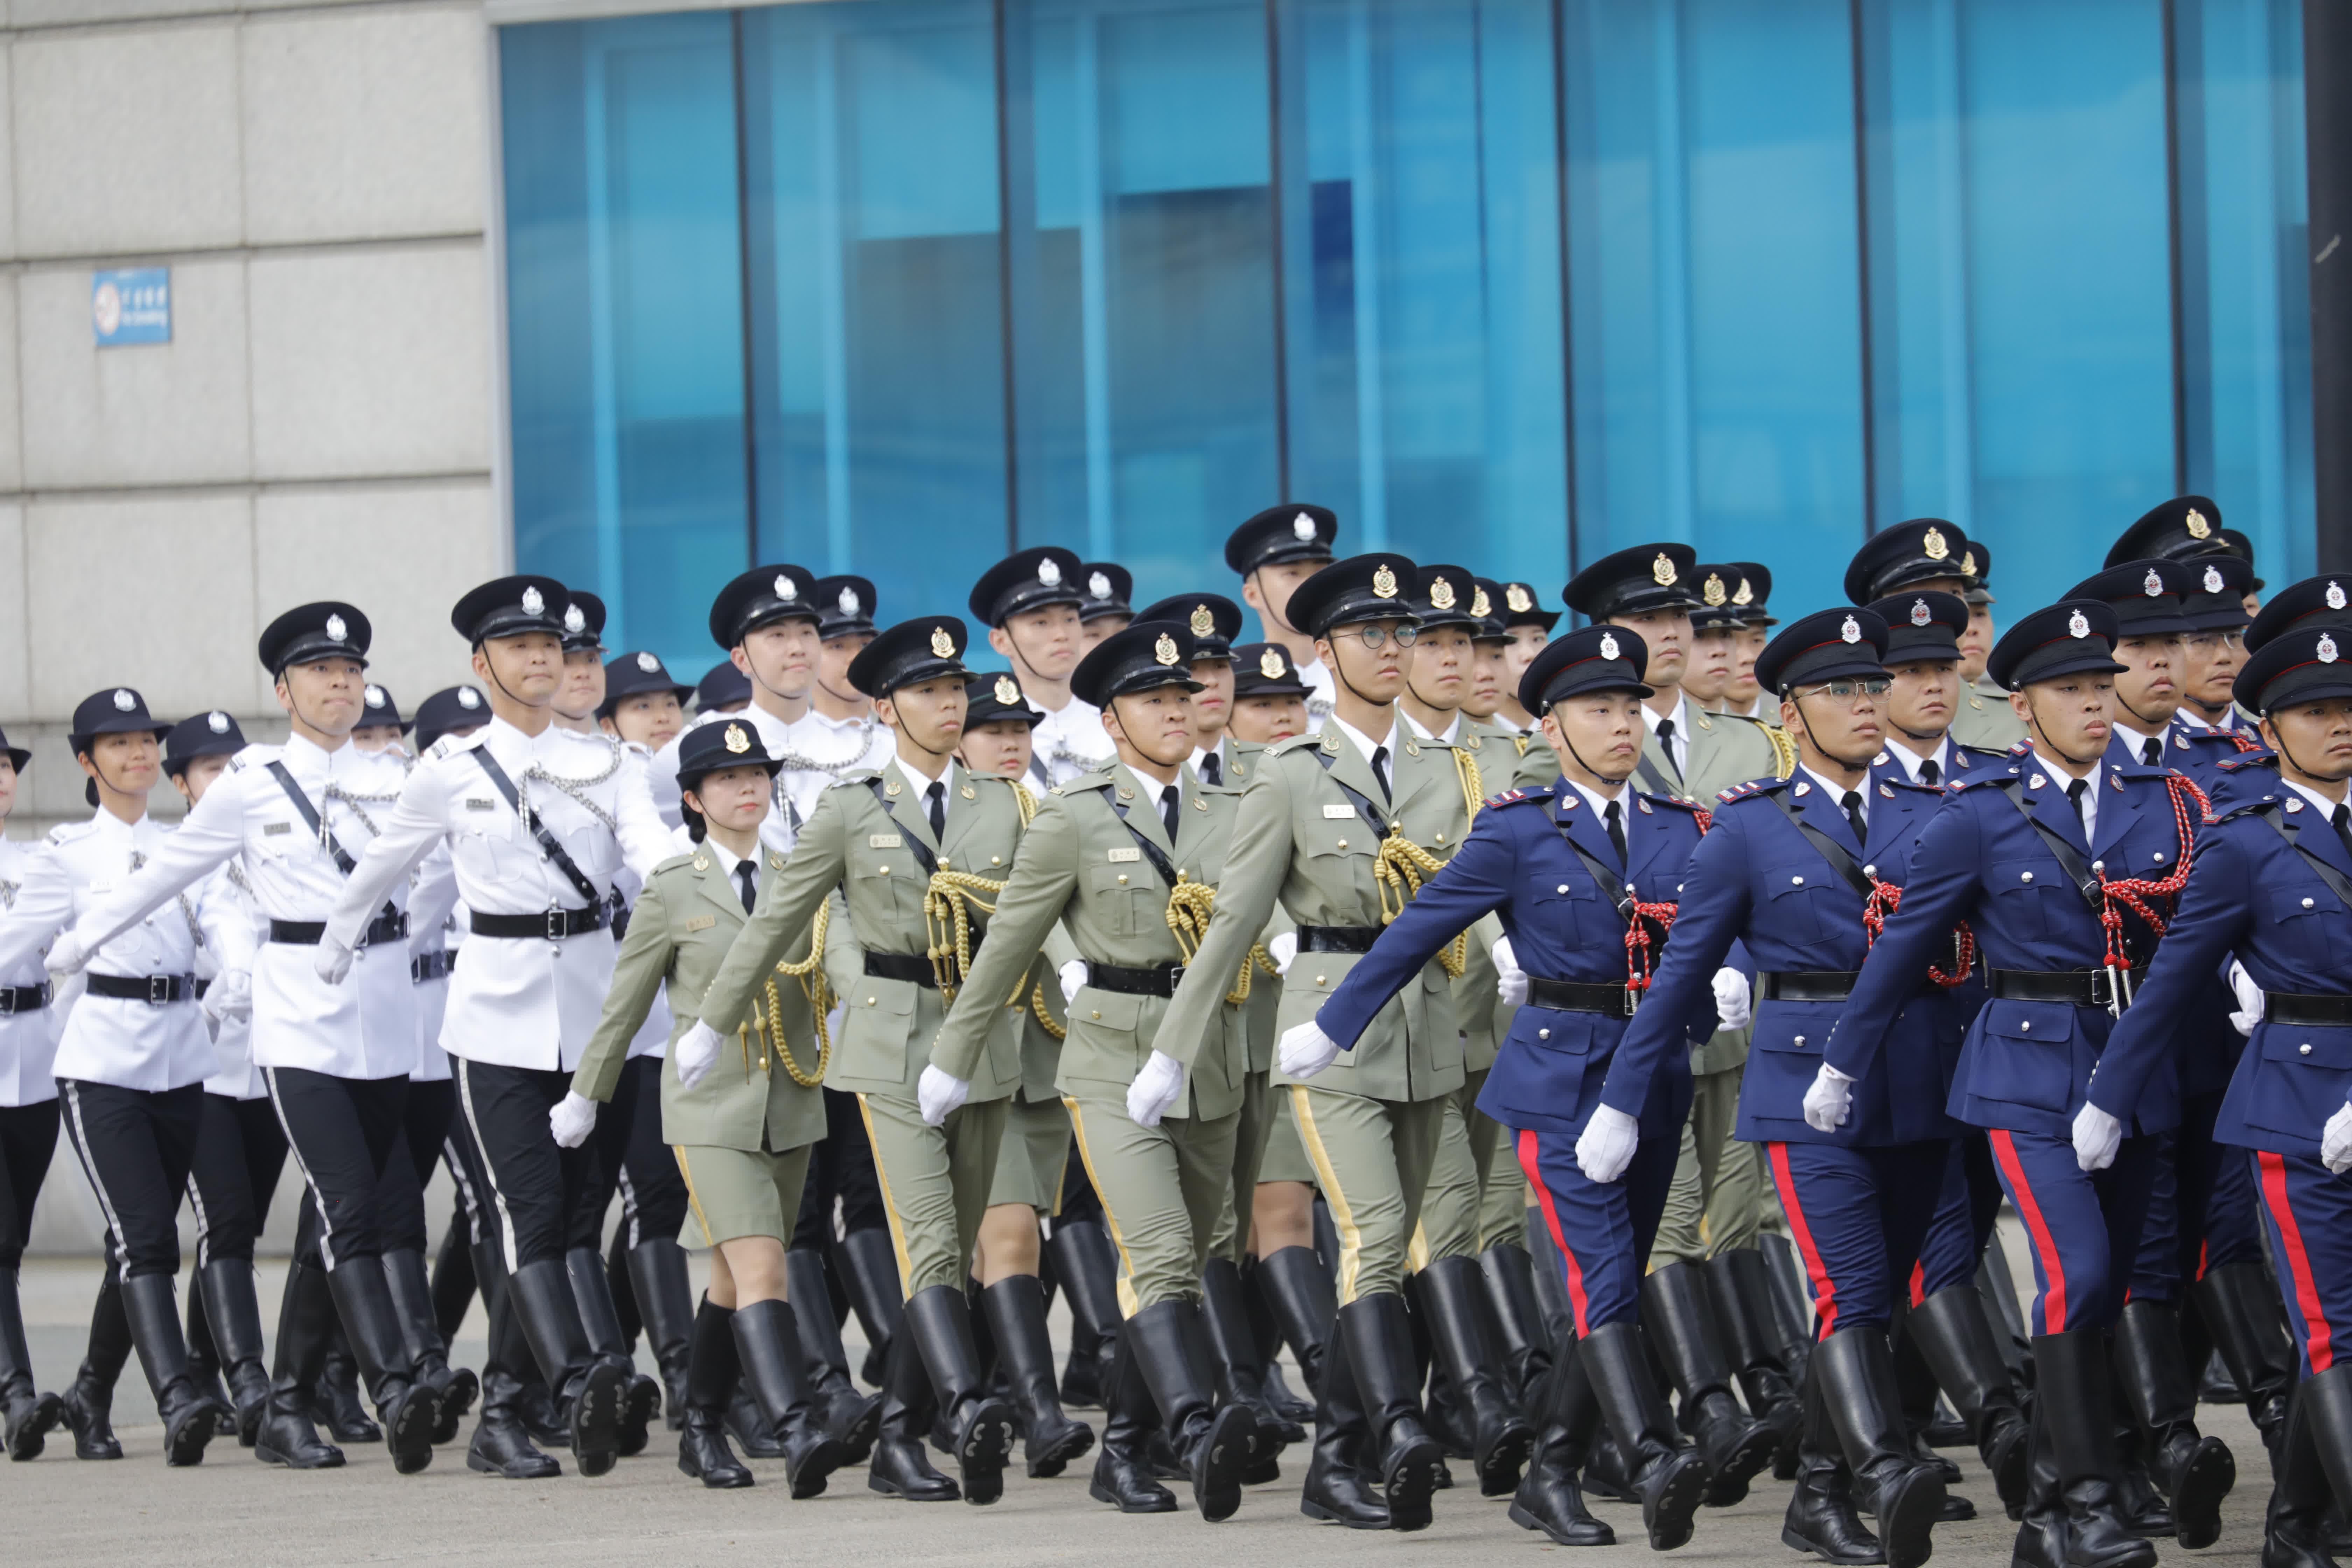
[1027,692,1114,788]
[323,718,671,1073]
[198,862,268,1100]
[0,835,65,1107]
[1295,654,1336,722]
[0,811,253,1093]
[69,735,435,1082]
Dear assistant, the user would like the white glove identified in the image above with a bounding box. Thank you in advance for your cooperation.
[2072,1101,2123,1172]
[1059,958,1088,1007]
[2227,960,2262,1038]
[314,937,354,986]
[1493,935,1529,1007]
[1574,1104,1639,1184]
[549,1091,599,1149]
[43,930,87,981]
[1802,1062,1856,1132]
[673,1019,725,1089]
[1269,931,1298,978]
[1279,1019,1343,1079]
[2323,1100,2352,1176]
[917,1064,970,1127]
[1127,1051,1185,1127]
[200,968,251,1027]
[1713,967,1753,1032]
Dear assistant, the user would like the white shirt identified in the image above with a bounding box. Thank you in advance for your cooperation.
[70,735,433,1082]
[323,717,671,1072]
[2282,776,2351,824]
[0,835,66,1106]
[774,706,893,827]
[1401,710,1462,746]
[1028,692,1114,789]
[2110,718,2168,768]
[2033,751,2100,844]
[1800,765,1870,831]
[1881,734,1952,786]
[894,752,962,822]
[1296,654,1336,722]
[0,811,253,1093]
[1328,713,1401,800]
[1643,694,1690,777]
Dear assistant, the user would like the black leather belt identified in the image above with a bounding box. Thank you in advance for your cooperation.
[863,951,936,988]
[1086,961,1184,997]
[470,905,608,941]
[1758,970,1862,1002]
[2264,991,2352,1027]
[411,951,454,985]
[1526,977,1638,1019]
[1297,925,1381,955]
[269,909,409,948]
[1984,966,2147,1007]
[87,972,196,1004]
[0,982,51,1015]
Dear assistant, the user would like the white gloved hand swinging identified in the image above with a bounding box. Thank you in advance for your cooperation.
[1575,1104,1639,1184]
[1802,1062,1856,1132]
[1493,935,1529,1007]
[1712,967,1753,1033]
[2226,960,2262,1038]
[314,937,354,986]
[1127,1051,1185,1127]
[200,968,252,1027]
[1278,1020,1342,1079]
[2322,1100,2352,1176]
[917,1064,971,1127]
[673,1020,726,1090]
[1269,931,1299,978]
[43,930,87,981]
[1059,958,1088,1007]
[2071,1100,2124,1172]
[549,1091,599,1149]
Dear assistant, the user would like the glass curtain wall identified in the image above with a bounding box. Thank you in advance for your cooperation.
[500,0,2314,673]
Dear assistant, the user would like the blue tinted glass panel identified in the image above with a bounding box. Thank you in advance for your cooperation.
[502,13,746,675]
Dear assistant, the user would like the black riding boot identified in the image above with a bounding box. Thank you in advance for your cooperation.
[431,1207,477,1344]
[383,1247,477,1443]
[837,1227,904,1388]
[867,1314,958,1500]
[119,1272,229,1466]
[1045,1219,1121,1404]
[1814,1326,1946,1568]
[253,1263,344,1470]
[2263,1382,2341,1568]
[1526,1212,1578,1345]
[1418,1254,1535,1494]
[624,1240,695,1432]
[982,1275,1094,1476]
[1244,1253,1315,1423]
[783,1247,879,1460]
[734,1298,848,1497]
[1906,1282,2031,1518]
[1510,1325,1615,1546]
[1336,1293,1446,1531]
[510,1256,624,1476]
[1783,1362,1885,1565]
[1640,1259,1778,1506]
[309,1320,381,1443]
[677,1297,751,1488]
[61,1264,131,1461]
[2012,1330,2158,1568]
[194,1258,271,1446]
[1087,1327,1177,1511]
[466,1284,561,1479]
[902,1284,1016,1504]
[1202,1256,1298,1473]
[324,1257,441,1472]
[1298,1310,1389,1528]
[1124,1298,1259,1521]
[1483,1242,1553,1406]
[568,1246,657,1456]
[1259,1244,1337,1394]
[2111,1298,2235,1548]
[2193,1262,2295,1455]
[1709,1249,1805,1470]
[183,1278,235,1435]
[0,1265,63,1460]
[1578,1318,1714,1550]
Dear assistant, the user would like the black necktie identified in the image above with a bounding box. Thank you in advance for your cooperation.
[2333,803,2352,862]
[926,780,946,841]
[1370,744,1392,802]
[1199,752,1221,787]
[735,861,757,914]
[1841,789,1868,844]
[1603,798,1627,866]
[2142,736,2163,767]
[1654,718,1681,779]
[1918,759,1939,788]
[1160,783,1180,840]
[2066,777,2090,835]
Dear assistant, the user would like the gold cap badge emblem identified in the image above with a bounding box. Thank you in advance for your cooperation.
[1153,632,1180,666]
[929,625,955,659]
[1506,584,1533,614]
[1923,526,1949,560]
[994,675,1019,705]
[1732,575,1754,607]
[1429,576,1456,611]
[1259,648,1285,678]
[1470,586,1491,618]
[1702,573,1727,607]
[1960,549,1977,577]
[1189,604,1215,636]
[1652,553,1677,586]
[723,723,750,755]
[1372,565,1399,599]
[2185,506,2212,540]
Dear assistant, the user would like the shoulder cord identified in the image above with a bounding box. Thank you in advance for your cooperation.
[1623,804,1710,995]
[746,899,832,1087]
[1768,725,1799,780]
[1861,881,1976,987]
[1162,874,1278,1005]
[511,737,626,838]
[2088,774,2204,971]
[128,848,206,950]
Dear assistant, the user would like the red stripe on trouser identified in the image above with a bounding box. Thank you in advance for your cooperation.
[2196,1237,2210,1284]
[1766,1142,1838,1337]
[2259,1152,2334,1373]
[1518,1128,1591,1336]
[1990,1130,2068,1333]
[1908,1260,1926,1310]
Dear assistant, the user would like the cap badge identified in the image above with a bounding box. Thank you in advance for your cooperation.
[2185,506,2212,540]
[1429,576,1457,611]
[521,586,545,616]
[1189,604,1215,636]
[2068,609,2092,639]
[325,613,348,643]
[1372,565,1399,600]
[1153,632,1181,666]
[1088,571,1112,600]
[2143,568,2164,597]
[1702,573,1727,607]
[1732,576,1754,607]
[365,686,387,709]
[564,603,587,635]
[207,711,230,734]
[1840,615,1862,644]
[458,687,482,709]
[1651,552,1677,586]
[838,586,860,616]
[1923,526,1949,560]
[1910,598,1932,626]
[1960,548,1978,576]
[774,572,798,602]
[1259,648,1286,678]
[994,675,1020,705]
[2202,565,2223,594]
[930,626,955,659]
[1599,632,1622,662]
[723,723,750,754]
[1037,557,1063,587]
[112,689,135,712]
[629,652,656,675]
[1470,586,1491,618]
[2331,582,2348,611]
[2323,634,2342,665]
[1506,584,1533,614]
[1292,512,1317,542]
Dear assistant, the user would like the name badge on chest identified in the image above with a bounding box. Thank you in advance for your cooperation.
[868,834,902,849]
[263,821,293,837]
[1107,847,1141,863]
[1322,804,1355,819]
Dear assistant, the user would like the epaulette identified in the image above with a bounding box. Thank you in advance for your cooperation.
[2212,794,2283,826]
[2214,751,2277,774]
[47,820,94,845]
[1646,793,1710,816]
[1063,768,1117,793]
[1954,743,2009,763]
[1955,764,2025,792]
[1485,789,1541,810]
[650,850,700,877]
[828,769,881,790]
[2005,740,2034,756]
[1879,775,1945,795]
[1271,733,1325,757]
[1713,777,1789,805]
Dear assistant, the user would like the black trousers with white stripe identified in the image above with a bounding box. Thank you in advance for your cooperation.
[184,1093,288,1269]
[265,1066,408,1272]
[456,1058,604,1273]
[369,1077,456,1258]
[58,1079,203,1280]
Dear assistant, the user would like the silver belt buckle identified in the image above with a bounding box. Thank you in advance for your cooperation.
[147,974,173,1005]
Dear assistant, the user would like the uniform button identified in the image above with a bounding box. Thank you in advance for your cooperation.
[2305,897,2317,909]
[2020,1020,2031,1031]
[2021,872,2033,883]
[1337,839,1349,849]
[1435,832,1446,843]
[1117,875,1128,885]
[1315,975,1326,987]
[2301,1043,2314,1056]
[1557,884,1570,894]
[2092,860,2105,874]
[1793,1035,1805,1046]
[1863,865,1876,878]
[1791,876,1804,886]
[878,864,890,875]
[1091,1010,1101,1020]
[990,856,1001,866]
[866,996,876,1006]
[2152,852,2166,863]
[1538,1028,1550,1039]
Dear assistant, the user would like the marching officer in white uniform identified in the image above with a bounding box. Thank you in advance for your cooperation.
[0,721,65,1462]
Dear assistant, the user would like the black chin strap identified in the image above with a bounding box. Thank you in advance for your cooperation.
[477,640,555,722]
[2023,694,2102,772]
